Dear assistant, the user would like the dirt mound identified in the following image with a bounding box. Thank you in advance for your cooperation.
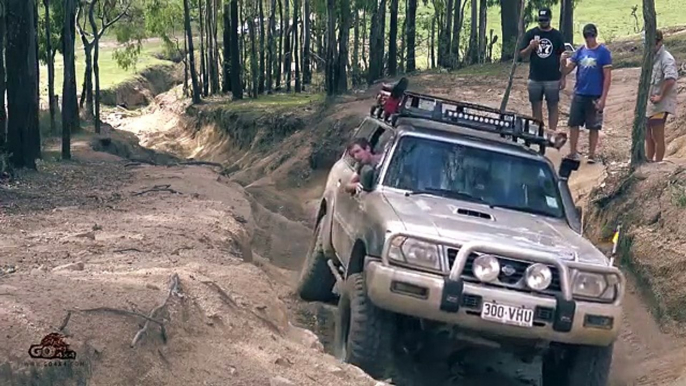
[101,63,184,108]
[586,161,686,326]
[0,145,385,386]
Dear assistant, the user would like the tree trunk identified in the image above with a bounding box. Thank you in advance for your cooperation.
[293,0,301,92]
[199,0,208,96]
[184,29,190,97]
[630,0,657,167]
[283,0,291,92]
[248,9,259,98]
[450,0,465,67]
[478,0,487,63]
[88,1,102,134]
[223,1,232,93]
[406,0,416,72]
[559,0,573,45]
[440,0,453,67]
[61,0,78,160]
[277,0,283,88]
[500,0,526,111]
[230,0,243,98]
[43,0,57,135]
[6,0,40,168]
[325,0,335,95]
[430,18,435,68]
[184,0,202,103]
[367,0,386,84]
[336,0,350,93]
[258,0,266,93]
[500,0,519,61]
[399,1,406,73]
[388,0,398,76]
[303,0,311,85]
[466,0,477,63]
[362,8,367,70]
[212,0,220,93]
[352,10,360,84]
[0,4,6,147]
[267,0,276,92]
[79,41,93,114]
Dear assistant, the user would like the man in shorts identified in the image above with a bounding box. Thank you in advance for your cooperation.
[561,23,613,164]
[519,7,566,133]
[343,138,383,194]
[646,29,679,163]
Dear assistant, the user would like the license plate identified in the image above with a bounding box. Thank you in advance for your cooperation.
[481,302,534,328]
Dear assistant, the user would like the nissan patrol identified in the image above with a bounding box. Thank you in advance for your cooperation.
[296,91,624,386]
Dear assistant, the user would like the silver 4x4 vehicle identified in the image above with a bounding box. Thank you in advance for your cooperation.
[297,91,625,385]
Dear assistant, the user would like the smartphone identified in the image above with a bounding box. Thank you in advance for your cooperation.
[564,43,576,52]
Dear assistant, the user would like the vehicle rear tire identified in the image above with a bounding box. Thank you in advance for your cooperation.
[296,220,337,303]
[334,272,396,380]
[542,343,613,386]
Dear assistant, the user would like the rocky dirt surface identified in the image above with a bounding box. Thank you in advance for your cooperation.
[0,140,388,386]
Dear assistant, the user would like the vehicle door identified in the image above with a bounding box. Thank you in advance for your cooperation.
[330,119,383,261]
[334,124,396,265]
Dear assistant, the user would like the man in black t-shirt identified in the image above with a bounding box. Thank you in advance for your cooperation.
[519,8,566,134]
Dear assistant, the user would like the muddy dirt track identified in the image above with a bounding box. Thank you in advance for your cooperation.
[2,61,686,386]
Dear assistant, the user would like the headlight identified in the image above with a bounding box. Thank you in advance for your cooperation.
[472,254,500,282]
[572,272,613,299]
[525,263,552,291]
[387,236,441,271]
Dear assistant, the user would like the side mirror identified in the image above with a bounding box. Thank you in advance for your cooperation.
[559,158,580,180]
[359,165,376,192]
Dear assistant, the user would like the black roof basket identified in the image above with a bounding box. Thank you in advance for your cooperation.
[371,90,553,154]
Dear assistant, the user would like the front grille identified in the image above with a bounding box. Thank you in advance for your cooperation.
[446,248,562,294]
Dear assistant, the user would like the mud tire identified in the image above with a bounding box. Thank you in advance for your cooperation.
[334,272,396,380]
[296,220,337,303]
[542,343,613,386]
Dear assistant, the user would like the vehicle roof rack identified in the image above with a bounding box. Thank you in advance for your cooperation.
[371,90,552,153]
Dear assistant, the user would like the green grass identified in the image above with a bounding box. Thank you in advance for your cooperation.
[206,93,325,113]
[40,37,170,99]
[612,30,686,68]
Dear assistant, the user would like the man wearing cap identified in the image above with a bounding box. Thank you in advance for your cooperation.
[519,8,566,134]
[646,29,679,163]
[561,23,613,164]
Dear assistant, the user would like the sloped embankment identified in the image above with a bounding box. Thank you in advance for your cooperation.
[585,160,686,325]
[100,63,185,108]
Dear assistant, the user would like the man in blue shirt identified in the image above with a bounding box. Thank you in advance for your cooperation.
[561,23,613,164]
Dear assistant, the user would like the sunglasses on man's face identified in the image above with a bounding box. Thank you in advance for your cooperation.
[583,33,597,38]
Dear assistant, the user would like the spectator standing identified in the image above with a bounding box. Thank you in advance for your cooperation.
[646,29,679,163]
[519,7,566,133]
[562,23,613,164]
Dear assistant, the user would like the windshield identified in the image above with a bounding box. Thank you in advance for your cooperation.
[381,135,565,218]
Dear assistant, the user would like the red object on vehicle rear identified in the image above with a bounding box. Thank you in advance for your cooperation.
[383,96,401,115]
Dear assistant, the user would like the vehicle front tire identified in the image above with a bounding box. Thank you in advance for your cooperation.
[542,343,613,386]
[296,220,337,303]
[334,272,396,380]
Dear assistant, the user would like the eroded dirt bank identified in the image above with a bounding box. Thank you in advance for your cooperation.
[0,141,387,386]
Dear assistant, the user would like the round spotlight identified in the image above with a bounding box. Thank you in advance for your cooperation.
[525,263,553,291]
[473,255,500,282]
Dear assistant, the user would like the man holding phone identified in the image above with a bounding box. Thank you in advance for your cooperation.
[561,23,613,164]
[519,7,566,134]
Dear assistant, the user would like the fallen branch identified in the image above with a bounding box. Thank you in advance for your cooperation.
[113,248,147,254]
[125,158,158,167]
[132,184,182,196]
[131,273,182,347]
[200,280,239,308]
